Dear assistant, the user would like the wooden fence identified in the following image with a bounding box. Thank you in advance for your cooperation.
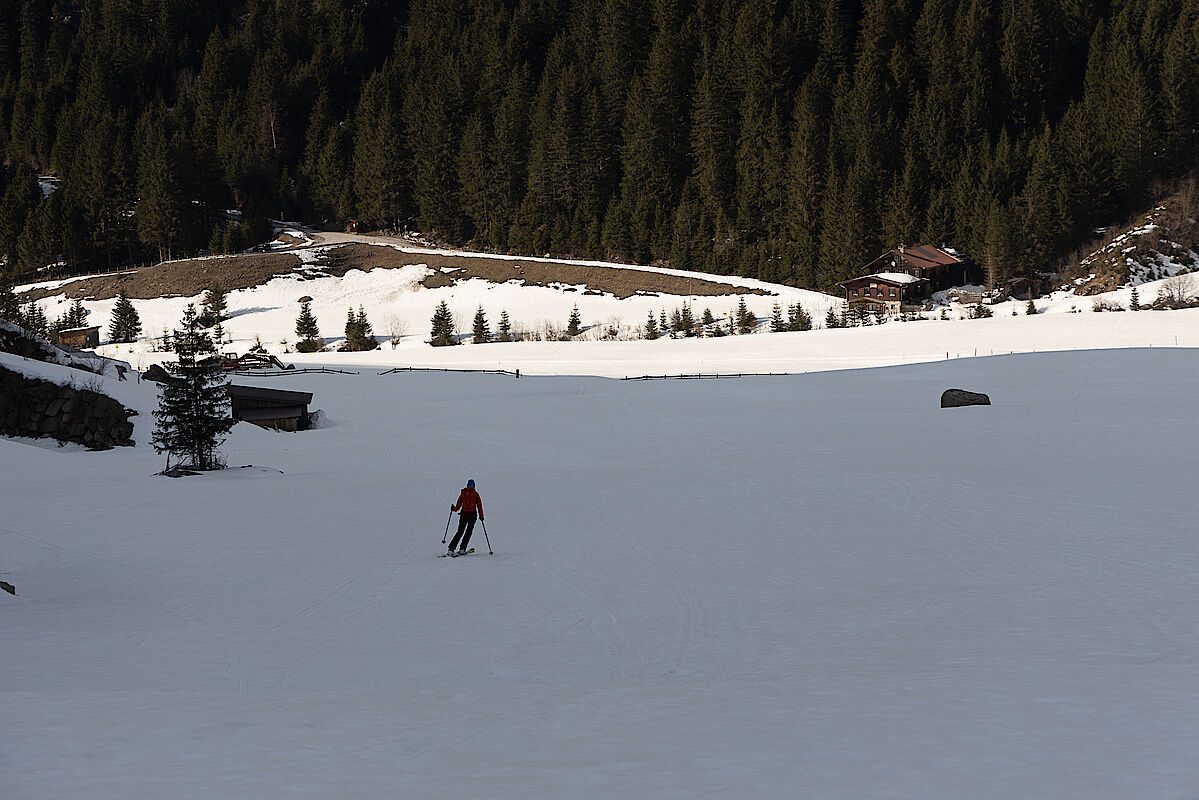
[377,366,521,377]
[232,367,359,376]
[622,372,790,381]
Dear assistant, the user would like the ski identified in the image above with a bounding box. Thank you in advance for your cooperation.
[440,548,475,558]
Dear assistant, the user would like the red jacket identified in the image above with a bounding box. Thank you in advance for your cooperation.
[453,487,483,516]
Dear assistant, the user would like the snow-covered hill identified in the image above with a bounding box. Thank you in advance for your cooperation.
[14,230,1199,379]
[4,344,1198,798]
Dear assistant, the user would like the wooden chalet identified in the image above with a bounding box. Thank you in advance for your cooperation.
[227,384,313,431]
[841,244,981,314]
[839,273,929,314]
[857,245,975,293]
[57,326,101,349]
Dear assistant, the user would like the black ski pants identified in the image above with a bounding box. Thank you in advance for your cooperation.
[450,512,477,550]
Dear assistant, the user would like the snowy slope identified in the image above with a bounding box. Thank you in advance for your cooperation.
[4,345,1199,798]
[13,232,1195,380]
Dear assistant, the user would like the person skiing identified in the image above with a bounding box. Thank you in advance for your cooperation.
[448,479,483,556]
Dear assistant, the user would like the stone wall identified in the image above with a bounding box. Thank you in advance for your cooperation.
[0,366,136,448]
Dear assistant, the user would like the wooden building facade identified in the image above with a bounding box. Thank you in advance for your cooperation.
[227,384,313,431]
[856,245,976,293]
[839,273,929,314]
[57,326,101,349]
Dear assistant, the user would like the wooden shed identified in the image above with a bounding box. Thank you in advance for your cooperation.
[1005,276,1044,300]
[227,384,313,431]
[57,326,101,349]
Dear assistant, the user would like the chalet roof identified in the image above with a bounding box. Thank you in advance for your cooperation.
[871,272,924,284]
[865,244,965,272]
[227,384,313,404]
[838,272,929,287]
[59,326,101,335]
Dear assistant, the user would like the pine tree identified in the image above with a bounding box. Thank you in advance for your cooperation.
[24,302,49,338]
[497,309,513,342]
[645,309,659,340]
[109,292,141,343]
[201,283,227,328]
[295,299,322,352]
[566,304,583,337]
[825,306,841,329]
[342,305,378,351]
[61,298,87,330]
[356,306,376,350]
[1026,298,1038,315]
[50,311,69,341]
[770,303,786,332]
[788,302,812,331]
[353,69,408,232]
[1128,286,1140,311]
[0,285,19,322]
[472,305,490,344]
[680,303,694,337]
[135,109,183,262]
[151,304,234,471]
[735,298,755,334]
[430,301,455,346]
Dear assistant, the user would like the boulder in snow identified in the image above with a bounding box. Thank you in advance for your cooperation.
[142,364,172,383]
[941,388,991,408]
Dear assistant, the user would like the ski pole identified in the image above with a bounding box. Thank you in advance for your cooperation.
[442,510,453,544]
[480,518,493,556]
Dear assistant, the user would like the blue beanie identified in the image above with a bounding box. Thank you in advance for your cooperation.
[467,479,475,488]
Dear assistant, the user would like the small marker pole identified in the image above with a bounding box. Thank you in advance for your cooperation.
[442,510,453,545]
[481,519,493,556]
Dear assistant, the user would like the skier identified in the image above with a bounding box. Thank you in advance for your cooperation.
[448,479,483,556]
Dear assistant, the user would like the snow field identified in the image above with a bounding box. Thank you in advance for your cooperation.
[4,346,1199,798]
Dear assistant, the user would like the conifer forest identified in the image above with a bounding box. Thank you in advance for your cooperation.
[1,0,1197,291]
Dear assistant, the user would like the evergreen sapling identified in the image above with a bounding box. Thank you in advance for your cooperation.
[109,291,142,343]
[472,305,490,343]
[151,304,234,471]
[770,303,785,332]
[566,305,582,337]
[430,301,455,346]
[680,303,694,337]
[736,298,755,334]
[295,299,322,352]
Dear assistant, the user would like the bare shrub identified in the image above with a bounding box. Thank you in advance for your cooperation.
[384,314,409,347]
[70,373,107,394]
[1156,274,1197,309]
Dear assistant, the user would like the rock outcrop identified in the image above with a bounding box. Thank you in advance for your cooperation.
[0,366,136,448]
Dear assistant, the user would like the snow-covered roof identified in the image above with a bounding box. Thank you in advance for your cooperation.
[868,272,925,285]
